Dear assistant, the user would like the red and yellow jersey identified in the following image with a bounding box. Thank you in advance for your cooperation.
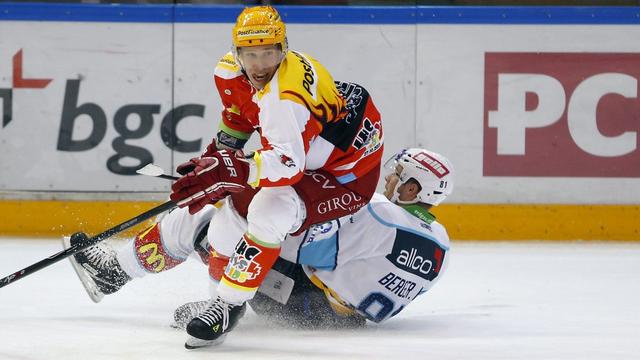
[213,51,383,188]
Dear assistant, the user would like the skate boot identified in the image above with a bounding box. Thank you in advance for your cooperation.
[184,296,247,349]
[171,300,208,330]
[63,232,131,303]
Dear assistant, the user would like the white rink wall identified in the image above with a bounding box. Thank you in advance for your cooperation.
[1,5,639,240]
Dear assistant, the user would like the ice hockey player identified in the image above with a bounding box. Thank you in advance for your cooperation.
[166,5,384,347]
[65,148,454,348]
[247,148,454,329]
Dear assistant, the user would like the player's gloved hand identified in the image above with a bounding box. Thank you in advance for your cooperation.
[176,158,200,176]
[175,139,221,175]
[170,150,249,214]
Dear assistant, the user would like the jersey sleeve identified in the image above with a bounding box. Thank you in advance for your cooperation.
[214,77,253,144]
[213,53,254,149]
[248,94,309,187]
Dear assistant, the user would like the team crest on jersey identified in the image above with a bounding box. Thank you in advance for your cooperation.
[385,229,446,281]
[279,154,296,168]
[225,238,262,283]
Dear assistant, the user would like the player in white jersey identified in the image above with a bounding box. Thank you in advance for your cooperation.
[248,147,454,327]
[64,148,454,346]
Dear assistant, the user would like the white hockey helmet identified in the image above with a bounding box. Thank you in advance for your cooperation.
[384,148,455,206]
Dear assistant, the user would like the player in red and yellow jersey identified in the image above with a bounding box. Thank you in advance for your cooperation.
[213,51,381,188]
[168,6,384,348]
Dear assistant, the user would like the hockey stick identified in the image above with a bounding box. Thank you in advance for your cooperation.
[0,200,177,289]
[136,163,179,181]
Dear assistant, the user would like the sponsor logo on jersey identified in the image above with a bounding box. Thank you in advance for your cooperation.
[304,170,337,189]
[385,229,445,281]
[225,238,262,283]
[397,248,433,274]
[292,51,316,98]
[317,191,364,215]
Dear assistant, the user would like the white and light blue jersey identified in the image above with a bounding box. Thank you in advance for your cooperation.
[283,193,451,323]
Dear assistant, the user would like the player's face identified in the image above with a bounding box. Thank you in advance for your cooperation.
[384,165,402,201]
[384,165,418,203]
[238,45,283,90]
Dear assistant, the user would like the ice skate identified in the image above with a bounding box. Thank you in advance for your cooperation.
[184,296,246,349]
[63,232,131,303]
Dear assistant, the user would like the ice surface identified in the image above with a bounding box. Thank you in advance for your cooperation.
[1,238,639,360]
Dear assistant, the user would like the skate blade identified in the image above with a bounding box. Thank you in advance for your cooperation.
[184,334,227,349]
[62,236,104,303]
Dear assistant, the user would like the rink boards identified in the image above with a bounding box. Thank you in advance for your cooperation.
[1,200,639,240]
[1,4,639,240]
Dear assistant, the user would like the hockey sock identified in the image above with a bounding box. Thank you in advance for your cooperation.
[209,251,230,281]
[218,232,280,304]
[134,223,185,273]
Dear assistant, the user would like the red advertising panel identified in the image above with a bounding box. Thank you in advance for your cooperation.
[484,52,640,177]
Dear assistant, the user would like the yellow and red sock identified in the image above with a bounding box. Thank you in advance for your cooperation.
[209,250,230,281]
[134,223,184,273]
[218,233,280,304]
